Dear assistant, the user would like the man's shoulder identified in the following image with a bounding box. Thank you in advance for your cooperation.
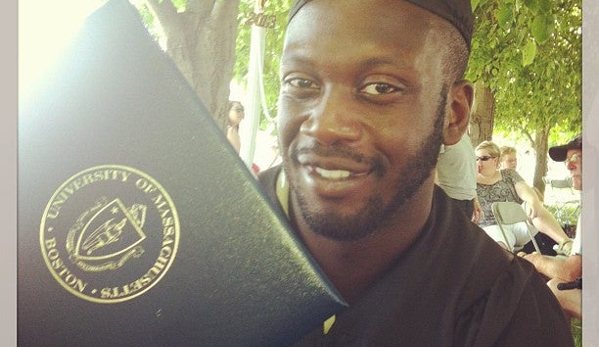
[432,195,574,345]
[257,165,280,180]
[257,165,283,210]
[257,165,280,192]
[461,255,575,346]
[433,193,574,345]
[431,188,520,298]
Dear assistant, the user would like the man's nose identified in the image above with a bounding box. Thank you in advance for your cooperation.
[567,161,577,171]
[299,89,362,146]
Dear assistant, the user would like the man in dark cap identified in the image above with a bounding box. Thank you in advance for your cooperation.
[521,135,583,319]
[258,0,575,345]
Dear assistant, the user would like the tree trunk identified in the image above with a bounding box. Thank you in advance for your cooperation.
[532,126,551,199]
[143,0,241,131]
[469,80,495,147]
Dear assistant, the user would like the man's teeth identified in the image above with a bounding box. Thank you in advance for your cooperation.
[315,167,351,179]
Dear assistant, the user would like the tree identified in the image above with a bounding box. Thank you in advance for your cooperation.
[134,0,291,134]
[134,0,241,131]
[469,80,495,145]
[136,0,582,195]
[466,0,582,195]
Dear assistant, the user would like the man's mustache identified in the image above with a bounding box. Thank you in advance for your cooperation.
[291,143,385,175]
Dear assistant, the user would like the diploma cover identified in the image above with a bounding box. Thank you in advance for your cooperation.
[18,1,346,346]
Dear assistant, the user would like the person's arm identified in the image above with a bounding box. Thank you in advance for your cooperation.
[547,278,582,319]
[521,253,582,282]
[471,195,482,224]
[227,126,241,154]
[514,180,544,219]
[513,175,570,244]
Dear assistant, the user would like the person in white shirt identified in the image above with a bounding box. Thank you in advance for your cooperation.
[521,135,582,319]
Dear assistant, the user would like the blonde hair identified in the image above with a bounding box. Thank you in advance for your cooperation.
[475,141,501,157]
[499,146,517,158]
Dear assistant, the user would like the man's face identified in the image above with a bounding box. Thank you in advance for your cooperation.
[565,149,582,190]
[277,0,453,240]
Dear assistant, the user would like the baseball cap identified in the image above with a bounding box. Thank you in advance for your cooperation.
[549,135,582,162]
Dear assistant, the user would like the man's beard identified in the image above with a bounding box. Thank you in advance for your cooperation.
[285,92,447,242]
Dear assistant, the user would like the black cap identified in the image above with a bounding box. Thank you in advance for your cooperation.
[288,0,474,50]
[549,135,582,162]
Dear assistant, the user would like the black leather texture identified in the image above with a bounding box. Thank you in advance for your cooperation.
[18,1,346,346]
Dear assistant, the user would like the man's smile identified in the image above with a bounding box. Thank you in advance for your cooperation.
[295,157,376,199]
[314,167,351,179]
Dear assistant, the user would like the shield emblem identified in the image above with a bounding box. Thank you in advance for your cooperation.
[75,198,146,263]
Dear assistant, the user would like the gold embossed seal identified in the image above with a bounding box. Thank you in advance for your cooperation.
[40,165,179,304]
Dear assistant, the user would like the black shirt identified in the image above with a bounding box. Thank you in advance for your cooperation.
[258,166,575,347]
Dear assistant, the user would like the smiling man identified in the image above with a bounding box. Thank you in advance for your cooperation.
[258,0,575,345]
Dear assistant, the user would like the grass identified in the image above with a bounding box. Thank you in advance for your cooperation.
[545,202,580,239]
[571,318,582,347]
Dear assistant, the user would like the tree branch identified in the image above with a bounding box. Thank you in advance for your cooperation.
[143,0,179,31]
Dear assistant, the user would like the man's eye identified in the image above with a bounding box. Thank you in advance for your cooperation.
[360,83,397,95]
[287,78,318,89]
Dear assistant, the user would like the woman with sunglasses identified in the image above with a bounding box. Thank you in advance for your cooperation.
[475,141,571,252]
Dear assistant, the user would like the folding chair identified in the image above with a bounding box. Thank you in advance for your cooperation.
[543,176,577,203]
[491,202,542,254]
[550,177,573,190]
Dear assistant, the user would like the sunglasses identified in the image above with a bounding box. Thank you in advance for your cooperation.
[565,153,582,164]
[476,156,495,162]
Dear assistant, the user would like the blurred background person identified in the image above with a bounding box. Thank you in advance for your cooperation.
[500,145,544,202]
[435,133,481,223]
[475,140,570,252]
[521,135,583,319]
[226,100,260,174]
[499,145,518,170]
[226,100,245,154]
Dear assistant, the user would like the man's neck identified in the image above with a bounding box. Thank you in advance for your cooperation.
[289,180,435,303]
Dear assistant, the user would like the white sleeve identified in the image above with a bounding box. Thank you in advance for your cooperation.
[571,214,582,255]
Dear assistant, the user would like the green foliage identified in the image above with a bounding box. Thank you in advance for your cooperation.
[230,0,582,141]
[545,202,580,226]
[531,14,555,44]
[137,5,155,27]
[495,3,514,30]
[171,0,187,10]
[466,0,582,144]
[521,39,536,66]
[137,4,159,39]
[571,318,582,347]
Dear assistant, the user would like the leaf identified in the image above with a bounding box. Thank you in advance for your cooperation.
[473,0,491,11]
[538,0,551,14]
[522,40,537,66]
[531,14,554,44]
[171,0,187,10]
[495,3,514,30]
[522,0,539,14]
[472,0,491,11]
[517,29,527,45]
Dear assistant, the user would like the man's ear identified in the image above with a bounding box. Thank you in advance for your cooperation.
[443,80,473,146]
